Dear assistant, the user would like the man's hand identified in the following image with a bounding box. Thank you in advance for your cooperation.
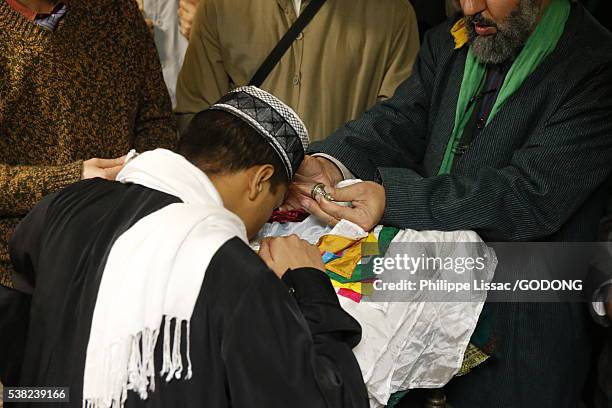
[82,157,126,181]
[258,235,325,279]
[178,0,199,39]
[301,181,386,232]
[280,155,343,211]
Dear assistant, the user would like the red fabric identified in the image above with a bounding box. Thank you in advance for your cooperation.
[338,288,361,303]
[269,209,309,223]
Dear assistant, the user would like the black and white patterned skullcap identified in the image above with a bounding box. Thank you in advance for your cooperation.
[209,86,309,180]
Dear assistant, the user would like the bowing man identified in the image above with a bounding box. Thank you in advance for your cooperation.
[0,86,368,408]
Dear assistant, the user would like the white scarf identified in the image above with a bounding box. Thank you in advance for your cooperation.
[83,149,247,408]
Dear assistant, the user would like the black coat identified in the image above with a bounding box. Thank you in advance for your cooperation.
[0,178,368,408]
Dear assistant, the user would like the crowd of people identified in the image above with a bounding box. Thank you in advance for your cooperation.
[0,0,611,407]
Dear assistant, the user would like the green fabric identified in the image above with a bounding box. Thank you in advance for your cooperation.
[386,390,409,407]
[378,226,401,255]
[438,0,571,175]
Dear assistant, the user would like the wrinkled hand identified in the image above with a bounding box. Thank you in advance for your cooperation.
[301,181,386,232]
[178,0,199,39]
[258,235,325,278]
[280,155,343,211]
[82,157,127,181]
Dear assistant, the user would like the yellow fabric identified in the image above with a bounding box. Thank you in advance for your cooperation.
[456,342,491,376]
[451,17,469,49]
[326,244,362,279]
[318,233,377,279]
[176,0,420,141]
[318,235,357,254]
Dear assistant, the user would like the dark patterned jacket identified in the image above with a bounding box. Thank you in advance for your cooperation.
[312,4,612,407]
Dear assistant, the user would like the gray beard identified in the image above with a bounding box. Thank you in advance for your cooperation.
[465,0,540,65]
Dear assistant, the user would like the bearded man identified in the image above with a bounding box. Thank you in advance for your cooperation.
[282,0,612,406]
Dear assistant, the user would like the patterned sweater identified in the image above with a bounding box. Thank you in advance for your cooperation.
[0,0,177,287]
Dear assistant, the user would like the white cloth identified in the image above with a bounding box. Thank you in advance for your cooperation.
[254,217,497,407]
[293,0,302,14]
[143,0,188,108]
[83,149,247,408]
[351,229,496,407]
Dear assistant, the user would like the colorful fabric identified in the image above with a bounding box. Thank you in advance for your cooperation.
[439,0,571,174]
[318,233,375,279]
[321,228,400,301]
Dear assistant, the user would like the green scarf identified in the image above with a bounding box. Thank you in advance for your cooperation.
[438,0,571,175]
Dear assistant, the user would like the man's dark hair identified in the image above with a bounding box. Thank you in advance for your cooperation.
[178,110,288,191]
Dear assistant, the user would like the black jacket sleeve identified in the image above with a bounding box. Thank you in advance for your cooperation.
[0,189,55,383]
[221,267,368,408]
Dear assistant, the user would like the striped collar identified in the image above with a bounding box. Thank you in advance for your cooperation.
[4,0,68,30]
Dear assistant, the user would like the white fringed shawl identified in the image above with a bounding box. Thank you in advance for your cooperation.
[82,149,247,408]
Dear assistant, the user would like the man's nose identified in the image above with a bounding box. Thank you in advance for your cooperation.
[461,0,487,16]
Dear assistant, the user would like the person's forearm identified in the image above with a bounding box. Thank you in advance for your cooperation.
[0,162,83,217]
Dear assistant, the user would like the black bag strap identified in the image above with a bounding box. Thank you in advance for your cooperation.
[249,0,326,87]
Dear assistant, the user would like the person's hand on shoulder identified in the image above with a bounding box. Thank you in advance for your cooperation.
[82,157,126,181]
[258,235,325,279]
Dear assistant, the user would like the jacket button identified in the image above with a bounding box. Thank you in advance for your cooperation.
[476,118,486,129]
[289,287,296,294]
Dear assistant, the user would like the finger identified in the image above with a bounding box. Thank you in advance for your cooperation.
[104,164,126,181]
[315,194,356,221]
[325,182,365,203]
[98,156,127,168]
[258,239,273,264]
[292,181,322,199]
[301,198,339,226]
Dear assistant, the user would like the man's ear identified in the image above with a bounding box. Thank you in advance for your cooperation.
[247,164,275,201]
